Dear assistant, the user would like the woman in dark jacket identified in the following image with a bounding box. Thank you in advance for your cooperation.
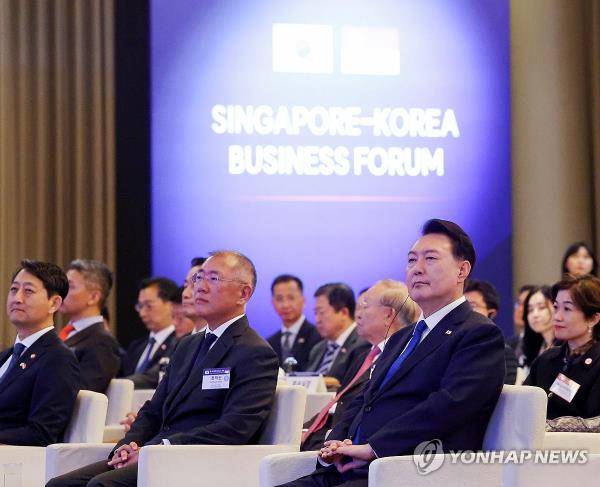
[525,274,600,419]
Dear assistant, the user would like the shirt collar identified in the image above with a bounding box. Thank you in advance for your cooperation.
[72,315,103,331]
[149,324,175,344]
[333,322,356,347]
[208,314,245,339]
[15,326,55,349]
[417,296,466,333]
[281,315,305,335]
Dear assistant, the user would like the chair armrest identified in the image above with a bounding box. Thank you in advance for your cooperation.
[0,446,46,486]
[138,444,298,487]
[544,432,600,453]
[103,425,126,443]
[259,451,318,487]
[45,442,115,482]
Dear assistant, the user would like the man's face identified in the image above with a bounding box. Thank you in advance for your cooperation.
[172,303,194,337]
[136,285,173,332]
[406,233,469,316]
[7,269,61,329]
[60,270,96,318]
[182,265,202,319]
[272,280,305,326]
[465,290,495,319]
[355,285,390,345]
[193,255,251,327]
[314,295,348,341]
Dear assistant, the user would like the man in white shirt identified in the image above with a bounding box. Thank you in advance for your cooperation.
[48,250,278,487]
[281,219,506,487]
[0,260,80,446]
[60,259,121,393]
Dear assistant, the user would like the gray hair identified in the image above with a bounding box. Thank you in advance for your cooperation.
[375,279,419,326]
[67,259,113,308]
[207,250,257,295]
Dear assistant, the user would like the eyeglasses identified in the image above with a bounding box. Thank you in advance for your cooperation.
[135,301,157,312]
[191,272,247,286]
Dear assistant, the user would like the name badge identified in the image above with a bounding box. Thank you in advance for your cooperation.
[549,373,581,403]
[202,368,231,390]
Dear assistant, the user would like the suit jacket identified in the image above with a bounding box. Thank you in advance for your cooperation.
[301,344,372,451]
[115,316,278,448]
[306,327,370,382]
[65,321,121,393]
[524,342,600,419]
[120,330,177,388]
[267,319,322,371]
[330,302,505,459]
[0,330,80,446]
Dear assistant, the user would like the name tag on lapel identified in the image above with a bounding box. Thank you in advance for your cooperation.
[202,368,231,390]
[550,373,581,403]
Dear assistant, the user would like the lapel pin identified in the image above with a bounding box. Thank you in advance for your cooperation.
[341,347,347,353]
[19,363,26,369]
[160,344,167,350]
[298,337,305,344]
[445,330,452,335]
[30,353,36,359]
[585,358,593,365]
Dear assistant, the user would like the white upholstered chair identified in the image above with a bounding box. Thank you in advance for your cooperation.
[102,379,134,443]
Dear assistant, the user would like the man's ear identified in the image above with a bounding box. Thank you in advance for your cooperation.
[49,295,63,315]
[239,284,253,304]
[457,260,471,283]
[88,289,102,307]
[488,309,498,319]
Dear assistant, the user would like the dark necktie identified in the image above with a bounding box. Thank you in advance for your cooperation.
[281,331,293,359]
[317,342,340,375]
[136,336,157,373]
[191,332,218,371]
[302,345,381,445]
[378,320,428,391]
[0,343,26,384]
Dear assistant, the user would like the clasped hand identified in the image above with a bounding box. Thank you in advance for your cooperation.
[319,439,376,473]
[108,442,139,469]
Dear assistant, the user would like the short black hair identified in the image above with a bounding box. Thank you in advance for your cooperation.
[422,219,476,271]
[139,277,179,302]
[12,260,69,300]
[561,241,598,276]
[518,284,536,296]
[314,283,356,319]
[271,274,304,295]
[191,257,207,267]
[465,279,500,312]
[171,286,184,305]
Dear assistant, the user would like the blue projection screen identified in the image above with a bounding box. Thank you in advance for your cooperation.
[150,0,512,335]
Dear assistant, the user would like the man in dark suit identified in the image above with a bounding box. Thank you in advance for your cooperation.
[464,279,519,385]
[280,219,506,487]
[119,277,179,388]
[47,250,279,487]
[0,260,80,446]
[305,283,370,383]
[267,274,322,371]
[59,259,121,393]
[301,279,419,451]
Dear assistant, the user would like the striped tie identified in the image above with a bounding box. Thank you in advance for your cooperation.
[317,342,339,375]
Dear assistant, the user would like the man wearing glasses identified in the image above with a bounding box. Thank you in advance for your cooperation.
[119,277,179,388]
[47,250,279,487]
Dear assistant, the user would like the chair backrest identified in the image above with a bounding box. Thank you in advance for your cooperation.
[482,384,547,451]
[259,385,307,446]
[304,392,335,423]
[132,389,155,413]
[105,379,134,425]
[63,390,108,443]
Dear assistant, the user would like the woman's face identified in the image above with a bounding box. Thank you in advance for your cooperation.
[553,289,595,346]
[566,246,594,277]
[527,291,553,334]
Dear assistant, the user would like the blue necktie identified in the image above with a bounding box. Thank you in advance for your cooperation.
[317,342,339,375]
[136,337,157,373]
[0,343,26,384]
[378,320,428,391]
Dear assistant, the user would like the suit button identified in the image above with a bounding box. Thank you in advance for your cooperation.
[548,392,554,398]
[163,425,170,431]
[364,406,372,412]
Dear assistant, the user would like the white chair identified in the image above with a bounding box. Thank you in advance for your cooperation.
[0,390,109,484]
[259,385,548,487]
[304,392,335,423]
[131,389,155,413]
[102,379,134,443]
[137,384,307,487]
[544,431,600,453]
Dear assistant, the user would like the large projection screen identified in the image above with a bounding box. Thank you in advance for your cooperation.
[150,0,512,336]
